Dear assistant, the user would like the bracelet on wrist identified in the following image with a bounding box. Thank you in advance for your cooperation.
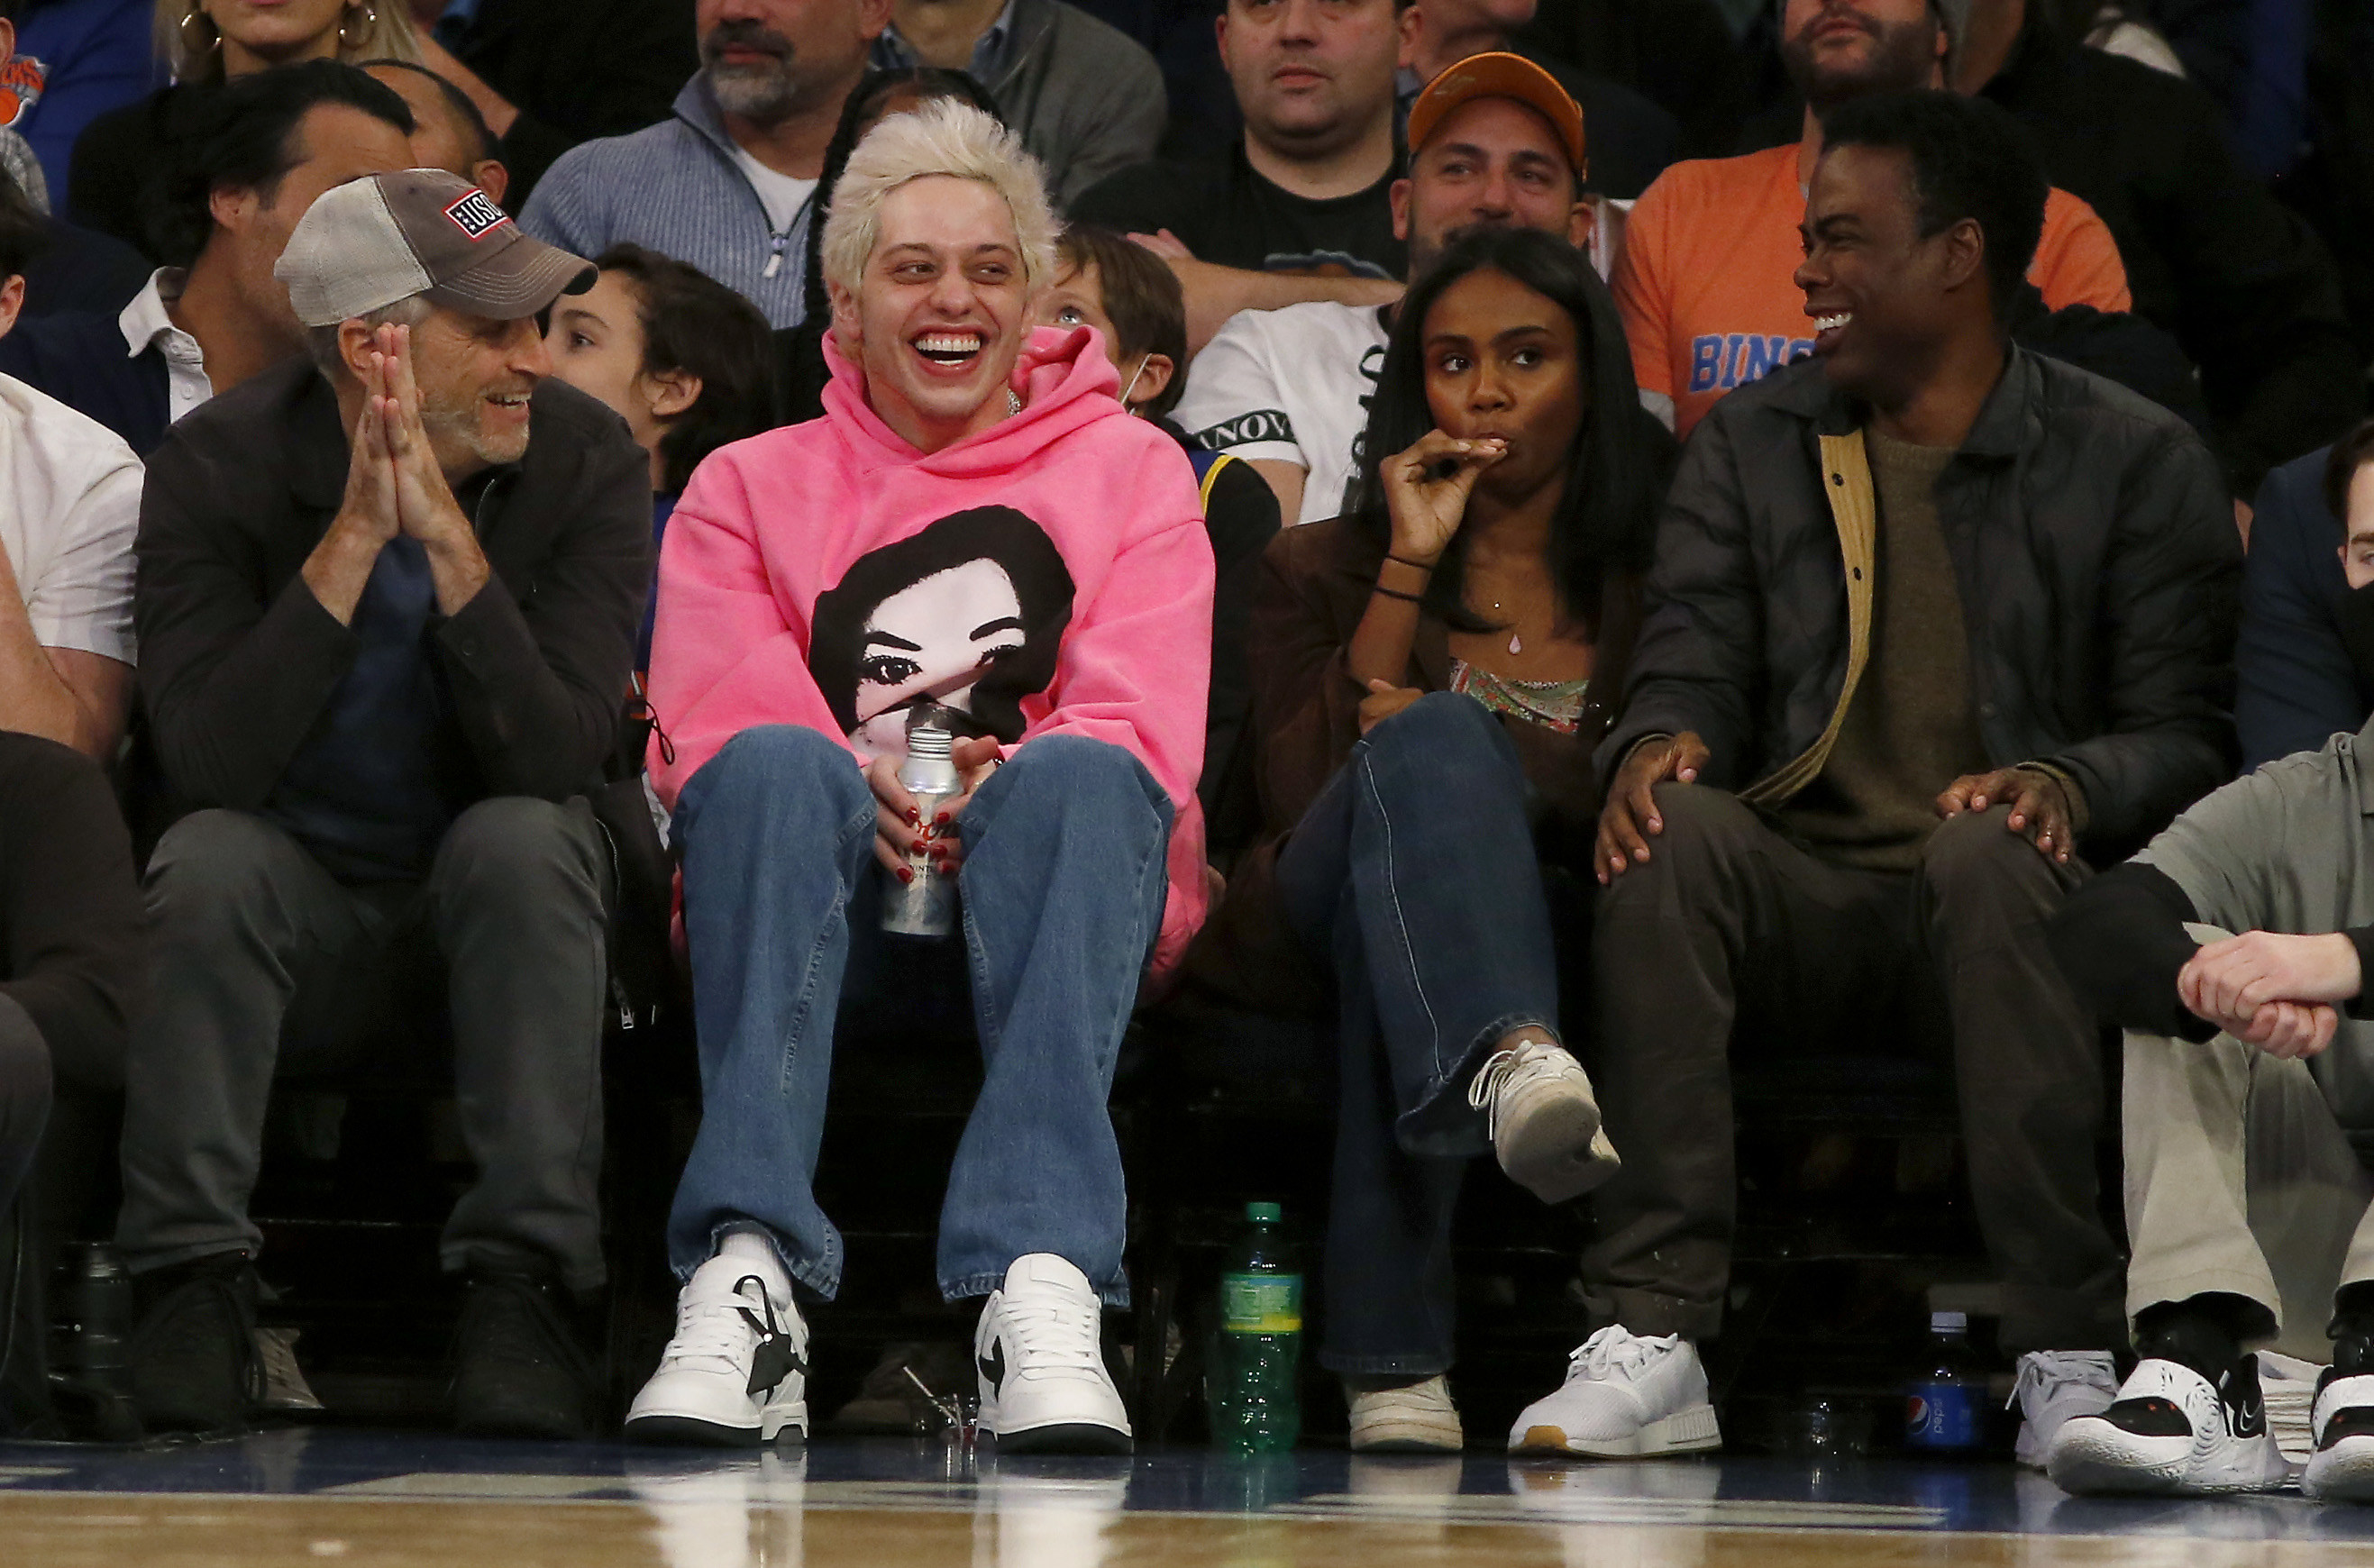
[1371,583,1424,604]
[1385,552,1438,573]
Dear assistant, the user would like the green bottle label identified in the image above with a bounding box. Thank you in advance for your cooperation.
[1220,1272,1302,1333]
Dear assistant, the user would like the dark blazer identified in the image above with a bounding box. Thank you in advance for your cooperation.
[0,309,169,454]
[2235,444,2366,770]
[1182,514,1642,1013]
[1603,347,2242,863]
[133,357,652,824]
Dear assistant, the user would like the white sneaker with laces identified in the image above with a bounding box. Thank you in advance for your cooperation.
[975,1253,1132,1454]
[1507,1327,1721,1458]
[2044,1356,2287,1496]
[1345,1373,1463,1453]
[2010,1350,2119,1469]
[625,1252,808,1446]
[2305,1370,2374,1501]
[1467,1038,1621,1204]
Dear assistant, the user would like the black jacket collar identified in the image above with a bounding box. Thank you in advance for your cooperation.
[1761,342,2042,459]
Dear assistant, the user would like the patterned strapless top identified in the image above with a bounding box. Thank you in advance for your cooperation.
[1447,659,1590,734]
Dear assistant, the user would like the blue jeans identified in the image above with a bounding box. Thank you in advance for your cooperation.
[1274,693,1563,1376]
[667,725,1173,1306]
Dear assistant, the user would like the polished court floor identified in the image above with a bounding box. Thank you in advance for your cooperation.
[6,1432,2374,1567]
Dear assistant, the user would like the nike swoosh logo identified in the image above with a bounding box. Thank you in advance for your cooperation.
[979,1341,1007,1393]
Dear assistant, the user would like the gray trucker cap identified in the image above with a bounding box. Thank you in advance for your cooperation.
[275,169,594,329]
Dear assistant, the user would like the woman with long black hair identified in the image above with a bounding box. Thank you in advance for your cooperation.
[1225,225,1674,1452]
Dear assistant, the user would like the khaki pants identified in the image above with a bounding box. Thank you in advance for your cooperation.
[2125,996,2374,1358]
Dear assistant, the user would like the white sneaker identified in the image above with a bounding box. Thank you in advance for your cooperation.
[625,1253,809,1446]
[2305,1370,2374,1501]
[2044,1356,2288,1496]
[1345,1373,1463,1453]
[974,1253,1131,1454]
[2010,1350,2119,1469]
[1467,1039,1621,1204]
[1506,1327,1721,1458]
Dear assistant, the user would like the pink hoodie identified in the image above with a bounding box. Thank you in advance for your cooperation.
[647,324,1214,973]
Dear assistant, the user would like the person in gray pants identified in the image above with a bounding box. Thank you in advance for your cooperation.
[114,170,650,1442]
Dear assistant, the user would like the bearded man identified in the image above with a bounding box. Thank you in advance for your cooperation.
[521,0,893,327]
[115,170,651,1443]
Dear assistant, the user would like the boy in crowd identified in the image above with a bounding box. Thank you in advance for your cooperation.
[1035,223,1281,850]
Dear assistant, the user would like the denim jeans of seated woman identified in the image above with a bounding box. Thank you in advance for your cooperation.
[1274,691,1566,1377]
[666,723,1173,1307]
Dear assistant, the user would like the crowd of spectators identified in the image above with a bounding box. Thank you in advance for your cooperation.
[0,0,2367,1500]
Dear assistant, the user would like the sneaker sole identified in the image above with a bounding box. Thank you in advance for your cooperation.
[624,1402,808,1448]
[2047,1427,2284,1497]
[2306,1438,2374,1501]
[1510,1402,1721,1458]
[1498,1091,1620,1205]
[991,1420,1134,1456]
[1351,1430,1465,1454]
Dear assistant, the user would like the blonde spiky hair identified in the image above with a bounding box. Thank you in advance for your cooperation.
[819,97,1057,302]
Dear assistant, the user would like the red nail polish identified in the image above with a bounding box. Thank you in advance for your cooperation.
[936,811,952,826]
[897,866,914,884]
[906,808,919,825]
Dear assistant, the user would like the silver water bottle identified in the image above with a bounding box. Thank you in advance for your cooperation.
[881,724,961,936]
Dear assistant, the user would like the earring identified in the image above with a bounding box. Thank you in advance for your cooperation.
[178,4,222,66]
[337,1,379,51]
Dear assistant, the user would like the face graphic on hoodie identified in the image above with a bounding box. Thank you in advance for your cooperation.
[808,506,1078,758]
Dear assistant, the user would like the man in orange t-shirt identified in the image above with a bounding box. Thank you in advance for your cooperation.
[1613,0,2131,439]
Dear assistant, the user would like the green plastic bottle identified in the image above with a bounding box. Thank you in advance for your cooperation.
[1209,1200,1302,1453]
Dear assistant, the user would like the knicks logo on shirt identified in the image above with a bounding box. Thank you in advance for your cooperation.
[0,56,46,127]
[1687,333,1815,395]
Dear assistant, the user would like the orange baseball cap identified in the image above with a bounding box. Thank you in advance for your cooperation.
[1405,52,1587,181]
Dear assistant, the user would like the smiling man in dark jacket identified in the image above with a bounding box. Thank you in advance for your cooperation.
[1510,92,2240,1468]
[116,170,649,1444]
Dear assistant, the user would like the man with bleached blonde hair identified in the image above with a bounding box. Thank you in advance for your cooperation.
[625,98,1213,1454]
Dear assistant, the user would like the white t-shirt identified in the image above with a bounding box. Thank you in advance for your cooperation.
[1172,301,1393,526]
[728,144,819,237]
[0,374,141,666]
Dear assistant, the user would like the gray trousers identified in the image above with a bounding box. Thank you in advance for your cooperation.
[2124,952,2374,1357]
[115,799,612,1292]
[1586,783,2125,1354]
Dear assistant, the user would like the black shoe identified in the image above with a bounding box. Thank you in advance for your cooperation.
[128,1254,261,1435]
[452,1263,598,1440]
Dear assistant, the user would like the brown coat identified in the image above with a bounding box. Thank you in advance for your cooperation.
[1178,514,1643,1014]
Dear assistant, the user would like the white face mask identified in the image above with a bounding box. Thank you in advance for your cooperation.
[1118,352,1152,414]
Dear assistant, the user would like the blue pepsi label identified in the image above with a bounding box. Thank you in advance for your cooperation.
[1905,1381,1981,1449]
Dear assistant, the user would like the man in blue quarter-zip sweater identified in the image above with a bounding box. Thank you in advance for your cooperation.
[521,0,890,330]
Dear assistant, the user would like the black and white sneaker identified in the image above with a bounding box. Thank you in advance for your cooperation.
[2046,1355,2289,1496]
[974,1253,1131,1454]
[625,1252,808,1446]
[2305,1368,2374,1501]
